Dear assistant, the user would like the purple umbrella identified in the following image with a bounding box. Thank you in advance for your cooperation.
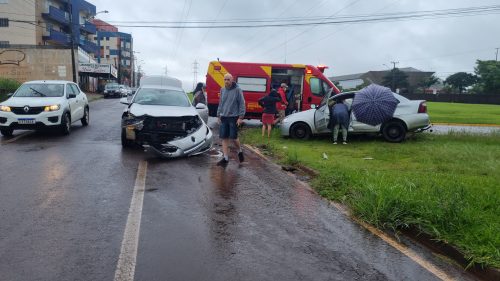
[351,84,400,126]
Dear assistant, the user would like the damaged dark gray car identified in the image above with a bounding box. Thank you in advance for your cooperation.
[120,76,213,158]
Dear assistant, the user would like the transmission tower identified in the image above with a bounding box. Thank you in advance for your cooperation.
[192,60,199,89]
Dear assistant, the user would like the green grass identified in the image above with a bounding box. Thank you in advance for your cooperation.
[428,102,500,125]
[241,129,500,268]
[0,93,7,103]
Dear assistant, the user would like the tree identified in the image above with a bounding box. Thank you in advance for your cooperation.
[417,74,440,93]
[444,72,478,93]
[474,60,500,94]
[382,68,409,92]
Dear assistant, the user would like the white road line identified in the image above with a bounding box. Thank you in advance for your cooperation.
[329,202,455,281]
[0,131,34,144]
[114,161,148,281]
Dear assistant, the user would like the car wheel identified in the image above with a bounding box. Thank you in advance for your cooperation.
[0,128,14,137]
[81,107,89,126]
[290,122,311,140]
[121,128,133,148]
[382,120,406,143]
[60,113,71,135]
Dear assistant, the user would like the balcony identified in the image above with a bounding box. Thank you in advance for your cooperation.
[42,6,69,26]
[79,39,98,55]
[42,29,70,46]
[80,21,96,34]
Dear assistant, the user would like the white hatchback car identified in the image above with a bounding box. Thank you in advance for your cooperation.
[281,90,431,142]
[120,75,212,158]
[0,80,89,136]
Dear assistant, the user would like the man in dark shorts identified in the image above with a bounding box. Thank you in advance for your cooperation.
[217,73,246,166]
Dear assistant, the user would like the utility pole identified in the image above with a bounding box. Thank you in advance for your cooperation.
[68,3,77,83]
[192,60,199,89]
[496,48,499,61]
[390,61,399,92]
[164,65,168,76]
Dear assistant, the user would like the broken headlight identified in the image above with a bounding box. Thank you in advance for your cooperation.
[123,113,145,130]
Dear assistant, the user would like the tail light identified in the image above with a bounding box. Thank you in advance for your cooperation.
[418,102,427,113]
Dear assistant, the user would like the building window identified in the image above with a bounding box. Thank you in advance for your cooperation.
[0,18,9,27]
[106,37,109,41]
[106,55,110,58]
[106,46,109,50]
[0,41,9,47]
[237,77,267,92]
[94,36,97,40]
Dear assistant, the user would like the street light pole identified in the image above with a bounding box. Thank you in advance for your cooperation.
[496,48,499,61]
[390,61,399,92]
[68,2,77,83]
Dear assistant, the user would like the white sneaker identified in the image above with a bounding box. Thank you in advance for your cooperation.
[343,141,347,145]
[333,142,337,145]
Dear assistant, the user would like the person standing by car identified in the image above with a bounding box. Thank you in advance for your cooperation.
[217,73,246,166]
[258,89,281,143]
[275,83,289,124]
[192,82,207,106]
[330,100,350,144]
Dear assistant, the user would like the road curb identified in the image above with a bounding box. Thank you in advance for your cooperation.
[244,143,499,280]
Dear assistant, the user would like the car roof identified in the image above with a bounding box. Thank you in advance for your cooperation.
[24,80,73,85]
[140,75,182,89]
[139,84,184,91]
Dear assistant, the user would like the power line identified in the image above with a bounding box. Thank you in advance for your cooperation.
[236,0,331,59]
[196,0,230,56]
[249,0,364,60]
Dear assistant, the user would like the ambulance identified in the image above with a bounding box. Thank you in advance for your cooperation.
[205,61,341,119]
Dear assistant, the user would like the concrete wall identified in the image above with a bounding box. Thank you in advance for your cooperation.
[0,47,75,83]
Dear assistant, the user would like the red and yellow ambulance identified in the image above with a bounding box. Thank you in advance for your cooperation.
[206,61,340,119]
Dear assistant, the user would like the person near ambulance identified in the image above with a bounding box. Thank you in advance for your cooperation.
[275,83,289,124]
[216,73,246,167]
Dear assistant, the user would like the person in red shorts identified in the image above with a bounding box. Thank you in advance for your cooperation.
[258,89,281,143]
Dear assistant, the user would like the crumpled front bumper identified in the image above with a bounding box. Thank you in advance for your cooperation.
[126,123,213,158]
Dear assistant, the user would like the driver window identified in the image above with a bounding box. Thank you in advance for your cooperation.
[310,77,322,97]
[70,84,80,95]
[66,84,75,97]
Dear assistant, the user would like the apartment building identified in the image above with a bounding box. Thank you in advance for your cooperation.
[93,20,134,86]
[0,0,97,56]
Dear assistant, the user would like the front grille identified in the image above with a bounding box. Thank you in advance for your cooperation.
[11,106,44,115]
[0,117,7,123]
[143,116,202,134]
[138,116,203,145]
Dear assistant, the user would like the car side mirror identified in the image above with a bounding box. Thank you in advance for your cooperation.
[195,103,207,110]
[68,93,77,99]
[120,97,129,105]
[310,104,317,109]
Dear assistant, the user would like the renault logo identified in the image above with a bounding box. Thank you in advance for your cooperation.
[23,106,30,113]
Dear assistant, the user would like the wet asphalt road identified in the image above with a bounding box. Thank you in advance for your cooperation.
[0,99,476,281]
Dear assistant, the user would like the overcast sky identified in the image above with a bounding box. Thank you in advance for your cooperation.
[88,0,500,90]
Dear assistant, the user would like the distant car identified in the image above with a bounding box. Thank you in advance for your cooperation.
[103,83,122,98]
[0,80,89,136]
[120,75,212,157]
[281,90,431,142]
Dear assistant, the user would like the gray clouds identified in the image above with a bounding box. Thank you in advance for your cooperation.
[88,0,500,90]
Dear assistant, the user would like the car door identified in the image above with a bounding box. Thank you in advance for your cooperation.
[65,84,79,122]
[348,96,380,132]
[313,89,332,133]
[71,84,85,119]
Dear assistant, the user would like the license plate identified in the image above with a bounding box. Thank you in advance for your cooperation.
[18,119,36,125]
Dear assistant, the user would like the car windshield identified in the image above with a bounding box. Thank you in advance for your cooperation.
[133,88,190,107]
[105,83,119,90]
[14,83,64,97]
